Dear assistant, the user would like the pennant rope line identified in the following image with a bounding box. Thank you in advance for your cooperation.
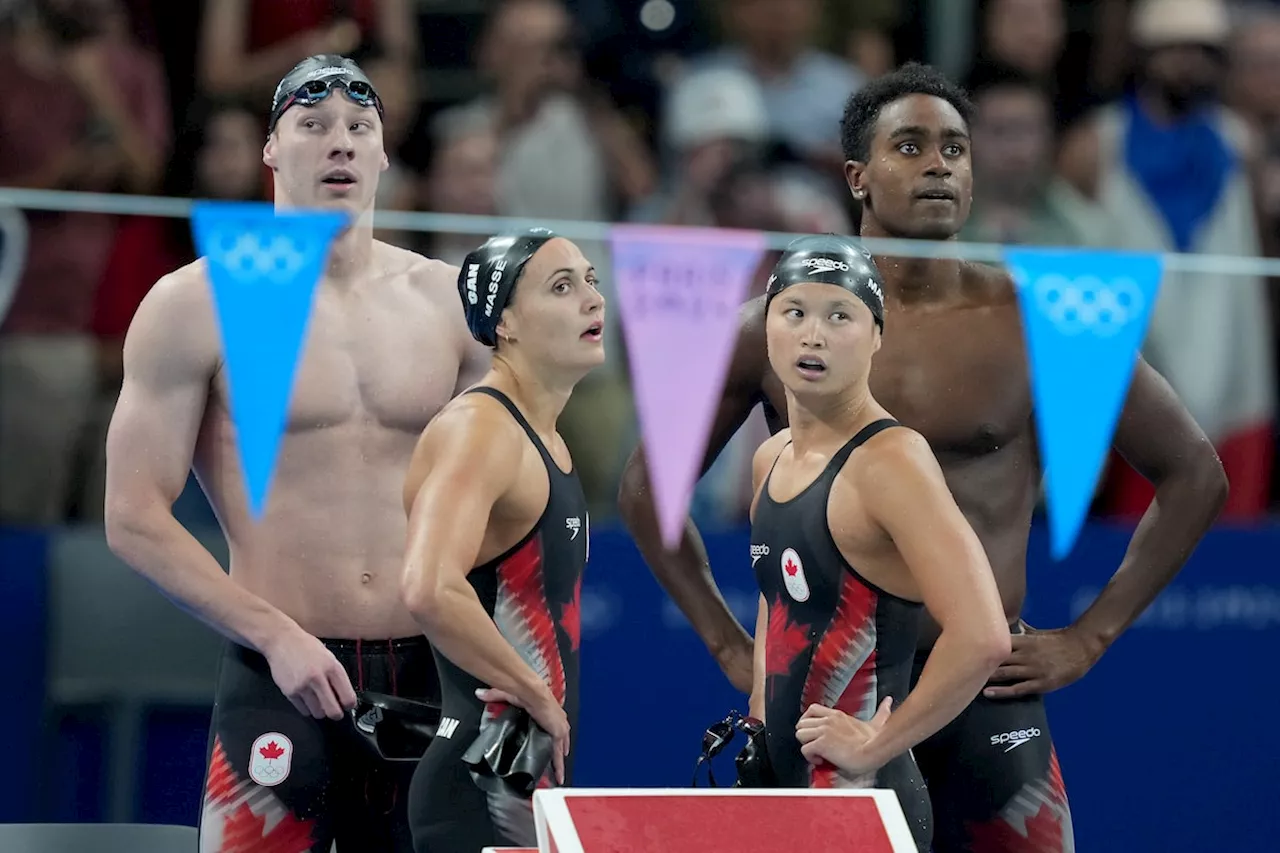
[2,187,1279,278]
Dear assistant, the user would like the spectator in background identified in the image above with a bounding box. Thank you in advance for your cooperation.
[960,64,1113,248]
[0,0,169,526]
[1227,3,1280,141]
[197,0,418,105]
[1059,0,1275,518]
[418,116,500,267]
[821,0,903,79]
[632,66,770,226]
[1226,3,1280,507]
[440,0,655,224]
[692,0,865,181]
[974,0,1066,87]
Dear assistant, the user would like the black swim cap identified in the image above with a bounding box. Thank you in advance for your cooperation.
[459,228,558,347]
[765,234,885,330]
[269,54,384,132]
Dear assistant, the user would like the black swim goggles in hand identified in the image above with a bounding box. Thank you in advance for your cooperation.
[461,704,557,799]
[349,691,441,762]
[691,709,776,788]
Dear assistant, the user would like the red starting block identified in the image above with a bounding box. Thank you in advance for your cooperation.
[531,788,917,853]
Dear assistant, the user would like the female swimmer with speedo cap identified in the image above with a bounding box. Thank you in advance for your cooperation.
[400,227,604,852]
[746,234,1010,853]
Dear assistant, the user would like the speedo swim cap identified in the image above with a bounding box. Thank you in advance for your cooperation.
[766,234,885,330]
[458,228,557,347]
[269,54,384,132]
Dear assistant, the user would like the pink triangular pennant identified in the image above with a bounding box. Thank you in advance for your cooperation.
[612,225,765,549]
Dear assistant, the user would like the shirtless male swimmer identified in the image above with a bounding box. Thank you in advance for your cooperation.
[619,62,1228,852]
[104,54,490,852]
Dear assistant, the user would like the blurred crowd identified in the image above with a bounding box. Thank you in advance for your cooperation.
[1,0,1279,530]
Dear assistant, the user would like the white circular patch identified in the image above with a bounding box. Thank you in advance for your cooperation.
[780,548,810,602]
[248,732,293,787]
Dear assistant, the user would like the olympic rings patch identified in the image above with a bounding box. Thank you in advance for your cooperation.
[214,231,307,279]
[1029,273,1146,337]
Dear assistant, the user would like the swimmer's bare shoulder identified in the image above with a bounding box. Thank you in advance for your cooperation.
[127,256,220,358]
[959,261,1019,310]
[381,241,493,388]
[120,259,223,394]
[375,241,458,309]
[402,390,526,517]
[748,428,792,518]
[843,425,938,492]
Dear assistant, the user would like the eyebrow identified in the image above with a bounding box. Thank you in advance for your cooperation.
[781,295,855,309]
[544,266,595,282]
[887,124,971,141]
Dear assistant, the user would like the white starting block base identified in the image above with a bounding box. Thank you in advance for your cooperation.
[527,788,917,853]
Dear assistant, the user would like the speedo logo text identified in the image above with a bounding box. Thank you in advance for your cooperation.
[991,727,1041,752]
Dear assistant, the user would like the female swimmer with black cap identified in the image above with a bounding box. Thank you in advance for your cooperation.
[746,235,1010,852]
[399,227,603,853]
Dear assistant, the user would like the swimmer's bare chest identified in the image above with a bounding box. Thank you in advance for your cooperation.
[194,273,462,557]
[760,295,1040,632]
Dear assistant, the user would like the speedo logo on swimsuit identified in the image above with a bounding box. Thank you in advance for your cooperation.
[802,257,850,274]
[566,517,581,540]
[438,717,462,739]
[750,543,769,566]
[990,727,1041,752]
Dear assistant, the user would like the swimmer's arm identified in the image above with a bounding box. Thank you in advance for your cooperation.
[104,275,299,654]
[852,433,1011,771]
[401,410,553,711]
[1073,358,1228,652]
[617,302,768,689]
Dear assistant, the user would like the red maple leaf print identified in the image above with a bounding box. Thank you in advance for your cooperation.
[766,597,811,676]
[204,737,237,806]
[561,575,582,651]
[259,740,285,761]
[220,800,316,853]
[784,556,799,576]
[965,801,1065,853]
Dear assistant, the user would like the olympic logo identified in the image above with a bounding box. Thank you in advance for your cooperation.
[214,230,307,280]
[254,763,286,781]
[1029,273,1146,337]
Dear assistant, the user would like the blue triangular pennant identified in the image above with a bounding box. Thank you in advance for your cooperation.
[1005,247,1163,560]
[192,201,347,519]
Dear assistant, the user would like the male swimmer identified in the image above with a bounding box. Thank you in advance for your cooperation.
[400,228,603,853]
[105,54,491,852]
[749,234,1009,853]
[619,62,1227,852]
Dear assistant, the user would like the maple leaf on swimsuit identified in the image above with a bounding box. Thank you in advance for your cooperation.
[766,598,811,677]
[259,741,285,761]
[784,555,800,577]
[219,800,315,853]
[965,801,1066,853]
[560,576,582,651]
